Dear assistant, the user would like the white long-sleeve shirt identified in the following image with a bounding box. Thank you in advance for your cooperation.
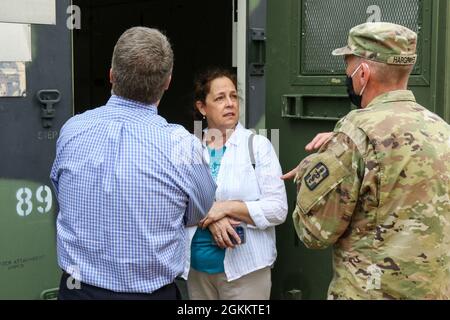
[182,123,288,281]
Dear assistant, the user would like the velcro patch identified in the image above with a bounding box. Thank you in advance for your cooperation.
[297,150,351,214]
[304,162,329,191]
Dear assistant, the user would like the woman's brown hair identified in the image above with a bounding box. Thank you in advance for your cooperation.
[193,68,238,121]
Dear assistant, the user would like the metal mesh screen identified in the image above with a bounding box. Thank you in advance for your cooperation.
[301,0,422,75]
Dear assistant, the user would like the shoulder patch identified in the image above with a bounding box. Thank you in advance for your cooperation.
[304,162,329,191]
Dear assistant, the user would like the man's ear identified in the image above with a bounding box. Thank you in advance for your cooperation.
[164,74,172,90]
[361,63,371,85]
[195,101,206,117]
[109,69,114,84]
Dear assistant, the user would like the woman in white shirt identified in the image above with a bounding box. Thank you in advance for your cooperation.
[183,68,288,300]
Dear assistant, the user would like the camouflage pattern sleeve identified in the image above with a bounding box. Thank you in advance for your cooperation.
[293,133,364,249]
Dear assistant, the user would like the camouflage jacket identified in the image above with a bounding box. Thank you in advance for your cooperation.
[293,90,450,300]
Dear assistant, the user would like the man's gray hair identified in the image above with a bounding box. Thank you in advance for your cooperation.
[111,27,174,104]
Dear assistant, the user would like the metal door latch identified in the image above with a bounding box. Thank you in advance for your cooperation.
[37,90,61,128]
[250,28,266,76]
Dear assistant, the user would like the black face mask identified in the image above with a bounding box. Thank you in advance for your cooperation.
[345,75,363,108]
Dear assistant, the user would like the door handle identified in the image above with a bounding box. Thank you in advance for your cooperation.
[282,94,352,121]
[36,89,61,128]
[249,28,266,76]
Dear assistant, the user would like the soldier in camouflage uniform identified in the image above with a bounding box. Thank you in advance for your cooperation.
[283,22,450,299]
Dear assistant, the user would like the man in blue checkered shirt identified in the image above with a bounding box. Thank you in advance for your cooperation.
[50,27,216,300]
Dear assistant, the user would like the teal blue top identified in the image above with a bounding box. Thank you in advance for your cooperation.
[191,146,227,274]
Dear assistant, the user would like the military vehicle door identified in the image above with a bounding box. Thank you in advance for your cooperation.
[0,0,73,299]
[266,0,449,299]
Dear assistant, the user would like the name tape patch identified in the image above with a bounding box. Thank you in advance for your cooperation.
[304,162,330,191]
[386,55,417,65]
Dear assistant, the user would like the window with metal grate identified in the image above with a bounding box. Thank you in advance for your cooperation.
[301,0,422,75]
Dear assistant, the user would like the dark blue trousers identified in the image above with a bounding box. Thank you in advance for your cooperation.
[58,271,181,300]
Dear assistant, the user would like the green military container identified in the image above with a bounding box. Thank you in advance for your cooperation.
[0,0,73,299]
[265,0,450,299]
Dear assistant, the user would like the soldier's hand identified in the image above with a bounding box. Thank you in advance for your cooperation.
[281,165,299,181]
[305,132,333,152]
[282,154,319,182]
[282,133,333,181]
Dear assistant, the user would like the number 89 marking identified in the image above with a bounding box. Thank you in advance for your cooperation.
[16,188,33,217]
[16,186,53,217]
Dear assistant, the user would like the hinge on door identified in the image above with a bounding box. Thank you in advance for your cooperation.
[250,28,266,76]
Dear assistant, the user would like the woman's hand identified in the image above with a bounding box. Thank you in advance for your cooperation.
[199,201,230,229]
[208,217,241,249]
[200,201,255,228]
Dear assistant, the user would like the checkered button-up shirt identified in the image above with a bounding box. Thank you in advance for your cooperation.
[51,95,216,293]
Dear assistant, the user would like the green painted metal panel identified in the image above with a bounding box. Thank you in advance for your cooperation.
[267,0,449,300]
[0,179,59,299]
[0,0,72,299]
[267,0,334,300]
